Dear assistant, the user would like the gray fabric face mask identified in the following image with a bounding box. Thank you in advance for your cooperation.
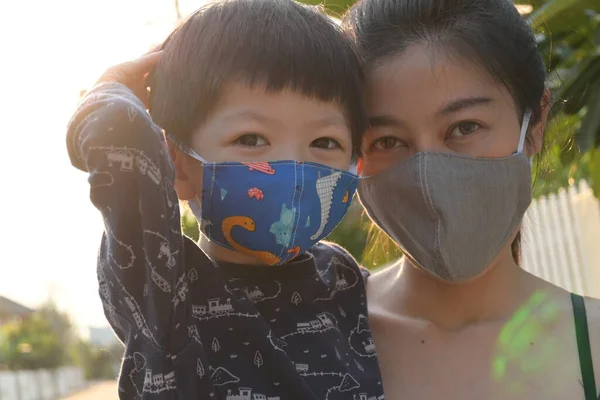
[358,111,533,281]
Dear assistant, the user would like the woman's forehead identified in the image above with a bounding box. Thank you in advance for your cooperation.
[365,45,514,116]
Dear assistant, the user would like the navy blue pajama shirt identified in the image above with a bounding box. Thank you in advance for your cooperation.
[67,82,384,400]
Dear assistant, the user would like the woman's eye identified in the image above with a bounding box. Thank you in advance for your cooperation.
[371,136,402,151]
[449,121,481,138]
[235,134,268,147]
[311,137,342,150]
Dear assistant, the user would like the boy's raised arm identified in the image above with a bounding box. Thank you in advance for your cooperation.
[67,79,189,352]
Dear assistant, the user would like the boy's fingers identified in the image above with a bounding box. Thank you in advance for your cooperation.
[131,51,163,74]
[115,51,162,77]
[96,51,163,88]
[145,44,163,55]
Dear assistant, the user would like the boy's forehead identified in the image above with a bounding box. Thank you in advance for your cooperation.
[210,82,350,126]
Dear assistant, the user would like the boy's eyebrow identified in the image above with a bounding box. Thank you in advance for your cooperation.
[223,111,347,129]
[224,110,274,124]
[307,115,348,129]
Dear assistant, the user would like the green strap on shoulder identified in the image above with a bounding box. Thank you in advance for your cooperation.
[571,293,597,400]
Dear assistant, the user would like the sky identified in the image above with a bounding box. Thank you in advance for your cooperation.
[0,0,207,334]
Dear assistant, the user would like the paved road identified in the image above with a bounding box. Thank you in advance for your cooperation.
[60,381,118,400]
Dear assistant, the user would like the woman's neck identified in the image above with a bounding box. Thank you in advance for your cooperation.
[377,247,549,331]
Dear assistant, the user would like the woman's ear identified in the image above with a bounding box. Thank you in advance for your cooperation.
[530,88,551,156]
[167,140,198,201]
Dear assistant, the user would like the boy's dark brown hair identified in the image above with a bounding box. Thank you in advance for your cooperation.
[149,0,366,157]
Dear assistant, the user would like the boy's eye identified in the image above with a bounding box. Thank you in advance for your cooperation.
[310,137,342,150]
[448,121,481,138]
[235,134,268,147]
[370,136,403,151]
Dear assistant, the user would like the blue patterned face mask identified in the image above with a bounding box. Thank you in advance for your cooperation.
[176,142,358,265]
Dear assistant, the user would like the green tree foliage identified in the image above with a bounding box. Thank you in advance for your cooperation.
[325,203,368,261]
[182,208,200,242]
[0,304,71,370]
[327,202,401,268]
[0,301,123,378]
[533,0,600,196]
[70,340,122,380]
[299,0,354,17]
[300,0,353,16]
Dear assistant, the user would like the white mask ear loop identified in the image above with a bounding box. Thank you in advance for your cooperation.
[517,109,532,154]
[184,147,209,164]
[356,166,372,180]
[167,134,208,164]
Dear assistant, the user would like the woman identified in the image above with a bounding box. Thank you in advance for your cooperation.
[343,0,600,399]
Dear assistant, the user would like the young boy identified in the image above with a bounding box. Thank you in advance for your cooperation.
[67,0,384,398]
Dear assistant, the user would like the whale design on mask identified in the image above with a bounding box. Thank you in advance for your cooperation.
[310,171,342,240]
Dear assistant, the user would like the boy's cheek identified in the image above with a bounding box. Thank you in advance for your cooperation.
[173,158,203,201]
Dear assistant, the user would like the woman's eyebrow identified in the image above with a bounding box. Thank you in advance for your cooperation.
[368,98,494,128]
[438,97,493,116]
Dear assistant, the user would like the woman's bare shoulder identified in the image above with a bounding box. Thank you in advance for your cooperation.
[585,295,600,315]
[584,295,600,336]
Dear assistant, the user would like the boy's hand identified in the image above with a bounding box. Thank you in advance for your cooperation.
[96,48,162,108]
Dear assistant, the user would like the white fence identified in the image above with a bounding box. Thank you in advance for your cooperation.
[522,180,600,298]
[0,366,86,400]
